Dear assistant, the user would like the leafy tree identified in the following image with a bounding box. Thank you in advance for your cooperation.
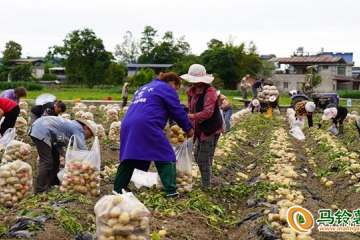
[128,68,156,87]
[10,63,33,81]
[114,31,139,63]
[41,73,57,80]
[138,26,157,63]
[103,63,126,85]
[172,54,201,76]
[47,28,113,87]
[2,41,22,63]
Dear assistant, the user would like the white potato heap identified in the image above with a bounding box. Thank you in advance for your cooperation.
[168,125,186,145]
[75,110,85,120]
[257,85,279,103]
[107,109,119,122]
[19,102,28,110]
[72,106,81,113]
[19,109,27,117]
[0,160,33,208]
[89,105,97,113]
[97,124,107,141]
[230,108,251,128]
[2,140,31,163]
[60,159,100,196]
[75,102,88,111]
[14,117,28,136]
[94,193,150,240]
[81,112,94,121]
[109,121,121,142]
[60,113,71,120]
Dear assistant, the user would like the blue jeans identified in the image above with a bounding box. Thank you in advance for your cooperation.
[223,105,233,132]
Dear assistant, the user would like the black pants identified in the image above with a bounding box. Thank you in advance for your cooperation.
[122,97,128,108]
[0,105,20,135]
[31,137,60,193]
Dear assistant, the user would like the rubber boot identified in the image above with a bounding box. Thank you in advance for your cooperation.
[338,124,344,137]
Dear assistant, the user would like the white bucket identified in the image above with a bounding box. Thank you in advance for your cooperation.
[328,126,339,135]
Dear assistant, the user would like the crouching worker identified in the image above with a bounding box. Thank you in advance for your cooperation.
[294,101,316,128]
[30,100,66,124]
[114,72,194,198]
[318,106,348,137]
[29,117,97,194]
[248,99,261,113]
[0,98,20,136]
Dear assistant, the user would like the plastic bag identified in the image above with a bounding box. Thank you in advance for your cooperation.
[293,117,305,129]
[289,126,305,140]
[94,192,150,240]
[60,136,101,196]
[130,169,158,189]
[0,160,33,208]
[2,140,31,163]
[0,128,16,149]
[286,108,295,117]
[175,138,193,193]
[107,109,119,122]
[109,121,121,142]
[15,117,28,136]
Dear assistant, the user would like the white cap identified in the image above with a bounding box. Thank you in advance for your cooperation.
[305,102,316,113]
[322,107,338,121]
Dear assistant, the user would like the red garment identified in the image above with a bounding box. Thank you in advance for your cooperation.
[187,85,223,141]
[0,98,17,113]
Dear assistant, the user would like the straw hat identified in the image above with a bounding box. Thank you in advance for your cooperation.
[76,119,98,136]
[252,99,260,107]
[322,107,338,121]
[180,64,214,84]
[269,96,277,102]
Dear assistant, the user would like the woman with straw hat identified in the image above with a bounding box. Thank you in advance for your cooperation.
[181,64,223,188]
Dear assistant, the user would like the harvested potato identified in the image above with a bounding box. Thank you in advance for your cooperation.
[167,124,187,146]
[95,193,150,239]
[109,121,121,142]
[15,117,28,136]
[2,140,31,163]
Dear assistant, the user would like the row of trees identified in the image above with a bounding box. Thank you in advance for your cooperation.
[1,26,272,89]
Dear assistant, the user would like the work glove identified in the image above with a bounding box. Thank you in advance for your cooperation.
[317,123,322,129]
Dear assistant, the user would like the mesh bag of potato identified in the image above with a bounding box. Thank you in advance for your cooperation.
[81,112,94,121]
[19,109,27,117]
[89,105,97,113]
[2,140,31,163]
[75,102,88,111]
[168,125,186,146]
[15,117,28,136]
[157,138,193,193]
[19,102,28,110]
[60,136,101,196]
[94,192,150,240]
[75,110,85,120]
[60,113,71,120]
[97,124,107,140]
[0,160,33,208]
[109,121,121,142]
[107,109,119,122]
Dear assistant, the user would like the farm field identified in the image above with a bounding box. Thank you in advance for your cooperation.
[0,102,360,239]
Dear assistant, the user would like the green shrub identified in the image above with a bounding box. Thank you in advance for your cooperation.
[41,73,58,80]
[337,90,360,99]
[0,81,43,91]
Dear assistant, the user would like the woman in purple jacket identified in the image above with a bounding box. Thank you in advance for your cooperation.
[114,72,194,197]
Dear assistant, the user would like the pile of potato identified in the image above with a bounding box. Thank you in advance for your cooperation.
[257,85,279,103]
[75,110,85,120]
[97,124,107,141]
[168,125,186,146]
[89,105,97,113]
[176,170,192,193]
[19,109,27,117]
[60,113,71,120]
[107,109,119,121]
[60,159,100,196]
[72,106,81,113]
[19,102,28,110]
[2,140,31,163]
[101,164,119,180]
[15,117,28,136]
[109,121,121,142]
[82,112,94,121]
[0,160,33,208]
[230,108,251,128]
[94,193,150,240]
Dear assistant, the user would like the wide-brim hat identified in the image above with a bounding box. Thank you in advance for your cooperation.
[269,96,277,102]
[252,99,260,107]
[322,107,338,121]
[180,64,214,84]
[76,119,98,137]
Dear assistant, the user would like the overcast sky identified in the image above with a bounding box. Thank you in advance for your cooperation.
[1,0,359,65]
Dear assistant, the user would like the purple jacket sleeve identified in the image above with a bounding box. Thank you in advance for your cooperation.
[163,85,193,132]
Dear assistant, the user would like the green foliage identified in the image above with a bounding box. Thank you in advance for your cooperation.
[2,41,22,63]
[0,81,43,90]
[43,62,55,74]
[211,73,224,89]
[337,90,360,99]
[10,63,33,81]
[172,54,201,76]
[138,26,158,63]
[0,224,7,233]
[47,28,113,87]
[103,62,126,85]
[128,68,156,87]
[41,73,57,80]
[115,31,139,63]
